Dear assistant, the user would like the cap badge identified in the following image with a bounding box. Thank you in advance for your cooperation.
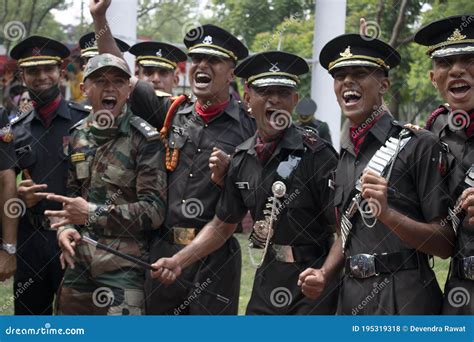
[269,62,280,72]
[203,35,213,45]
[447,28,466,42]
[340,46,352,58]
[156,49,162,57]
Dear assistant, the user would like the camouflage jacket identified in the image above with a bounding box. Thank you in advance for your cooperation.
[67,107,166,242]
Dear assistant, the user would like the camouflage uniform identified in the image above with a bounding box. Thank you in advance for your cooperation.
[56,106,166,315]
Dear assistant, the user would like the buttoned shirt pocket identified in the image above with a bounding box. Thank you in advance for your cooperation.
[15,144,36,170]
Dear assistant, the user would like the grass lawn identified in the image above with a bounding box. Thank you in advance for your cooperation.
[0,233,450,316]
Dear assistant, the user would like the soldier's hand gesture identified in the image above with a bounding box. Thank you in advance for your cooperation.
[89,0,111,18]
[44,194,90,228]
[461,187,474,225]
[57,228,81,269]
[209,147,231,187]
[298,268,327,299]
[150,256,182,285]
[360,169,389,221]
[17,179,48,208]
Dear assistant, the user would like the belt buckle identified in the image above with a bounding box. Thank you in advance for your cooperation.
[349,254,377,278]
[272,244,295,263]
[462,256,474,280]
[173,227,196,245]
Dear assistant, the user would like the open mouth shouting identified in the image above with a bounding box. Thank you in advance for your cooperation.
[447,79,472,100]
[194,72,212,89]
[342,90,362,107]
[101,96,118,111]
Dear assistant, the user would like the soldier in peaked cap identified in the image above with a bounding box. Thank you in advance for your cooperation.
[79,32,130,63]
[295,98,332,144]
[89,0,255,315]
[298,34,454,314]
[9,36,89,314]
[129,41,187,96]
[415,15,474,315]
[150,51,339,315]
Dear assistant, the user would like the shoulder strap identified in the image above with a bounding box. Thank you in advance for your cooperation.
[129,116,160,141]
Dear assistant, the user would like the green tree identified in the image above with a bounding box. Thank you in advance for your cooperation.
[0,0,70,51]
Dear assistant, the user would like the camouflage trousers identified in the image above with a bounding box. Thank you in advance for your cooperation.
[56,234,146,315]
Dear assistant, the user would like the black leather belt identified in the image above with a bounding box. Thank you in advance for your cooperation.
[271,244,327,263]
[453,256,474,281]
[345,250,420,278]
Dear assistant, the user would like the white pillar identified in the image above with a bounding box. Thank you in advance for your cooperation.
[311,0,346,151]
[106,0,137,70]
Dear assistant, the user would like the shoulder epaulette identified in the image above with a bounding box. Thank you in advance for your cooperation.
[155,90,172,97]
[129,116,160,141]
[425,104,449,130]
[68,102,92,113]
[9,110,32,126]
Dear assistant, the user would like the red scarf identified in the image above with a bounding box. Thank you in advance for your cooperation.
[33,95,62,128]
[195,99,230,123]
[349,114,383,155]
[254,131,283,164]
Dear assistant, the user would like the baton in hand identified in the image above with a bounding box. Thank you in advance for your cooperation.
[81,235,230,304]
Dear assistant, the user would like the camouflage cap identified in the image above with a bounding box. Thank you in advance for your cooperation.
[83,53,131,81]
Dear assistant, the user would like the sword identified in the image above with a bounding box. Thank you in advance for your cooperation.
[81,235,230,304]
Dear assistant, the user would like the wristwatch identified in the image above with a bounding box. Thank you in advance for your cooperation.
[2,243,17,255]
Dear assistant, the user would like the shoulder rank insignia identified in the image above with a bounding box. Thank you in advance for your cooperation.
[0,125,13,143]
[130,116,159,140]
